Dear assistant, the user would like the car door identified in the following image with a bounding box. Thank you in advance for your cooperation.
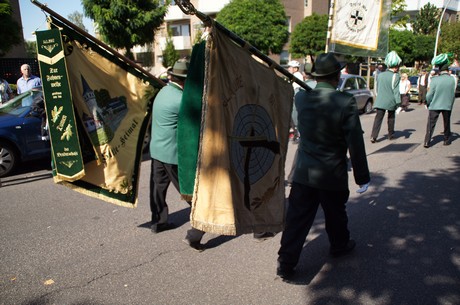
[343,77,364,109]
[19,111,49,160]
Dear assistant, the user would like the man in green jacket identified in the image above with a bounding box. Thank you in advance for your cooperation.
[149,60,189,234]
[277,53,370,280]
[424,54,456,148]
[370,51,402,143]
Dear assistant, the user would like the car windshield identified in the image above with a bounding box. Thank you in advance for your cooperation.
[0,90,42,116]
[409,76,418,85]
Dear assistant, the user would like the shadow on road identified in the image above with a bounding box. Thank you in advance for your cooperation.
[283,156,460,304]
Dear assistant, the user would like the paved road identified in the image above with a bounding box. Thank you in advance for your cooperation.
[1,100,460,305]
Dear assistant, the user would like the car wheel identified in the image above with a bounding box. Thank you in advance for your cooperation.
[0,142,18,178]
[364,100,373,114]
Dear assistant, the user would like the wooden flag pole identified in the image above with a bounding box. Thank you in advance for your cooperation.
[30,0,165,87]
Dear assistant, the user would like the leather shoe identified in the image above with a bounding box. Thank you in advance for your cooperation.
[253,232,276,242]
[423,143,429,148]
[276,264,295,280]
[443,139,451,146]
[330,239,356,257]
[151,222,176,234]
[388,134,395,140]
[370,138,376,143]
[182,238,205,252]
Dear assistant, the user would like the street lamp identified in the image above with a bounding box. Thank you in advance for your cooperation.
[434,0,453,58]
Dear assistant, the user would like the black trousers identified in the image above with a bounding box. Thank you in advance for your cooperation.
[371,108,395,139]
[150,159,181,224]
[278,183,350,269]
[424,110,451,144]
[418,86,427,104]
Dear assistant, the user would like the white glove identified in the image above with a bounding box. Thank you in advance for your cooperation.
[356,183,369,194]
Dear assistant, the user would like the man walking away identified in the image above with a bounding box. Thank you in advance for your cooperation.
[276,53,370,280]
[423,54,456,148]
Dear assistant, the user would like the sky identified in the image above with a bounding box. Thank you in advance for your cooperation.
[19,0,95,41]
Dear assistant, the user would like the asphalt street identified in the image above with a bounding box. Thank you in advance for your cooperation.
[1,99,460,305]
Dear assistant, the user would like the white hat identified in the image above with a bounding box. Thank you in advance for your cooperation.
[287,60,300,68]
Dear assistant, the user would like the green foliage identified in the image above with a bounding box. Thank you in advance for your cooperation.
[216,0,289,54]
[391,0,409,29]
[0,0,22,56]
[82,0,169,59]
[162,31,179,69]
[25,40,37,58]
[289,13,327,58]
[412,3,439,35]
[439,22,460,59]
[413,34,435,65]
[68,11,87,32]
[389,29,416,65]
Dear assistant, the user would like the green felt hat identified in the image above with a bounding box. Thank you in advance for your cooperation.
[431,53,449,66]
[384,51,402,68]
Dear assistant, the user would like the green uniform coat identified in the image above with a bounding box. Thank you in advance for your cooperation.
[426,72,456,110]
[293,82,370,191]
[374,70,401,110]
[149,82,183,165]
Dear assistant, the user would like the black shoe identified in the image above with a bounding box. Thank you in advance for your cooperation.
[182,238,206,252]
[151,222,176,234]
[276,266,295,280]
[370,138,377,143]
[253,232,276,242]
[443,139,451,146]
[424,143,430,148]
[330,239,356,257]
[388,134,395,140]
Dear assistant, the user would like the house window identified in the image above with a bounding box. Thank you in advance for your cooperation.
[170,24,190,37]
[280,51,289,66]
[304,0,308,6]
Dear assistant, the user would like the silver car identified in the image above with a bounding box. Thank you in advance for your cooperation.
[338,74,374,114]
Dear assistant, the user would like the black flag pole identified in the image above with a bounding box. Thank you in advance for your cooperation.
[176,0,312,92]
[30,0,165,87]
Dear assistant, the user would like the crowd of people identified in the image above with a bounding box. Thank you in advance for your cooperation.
[370,51,457,148]
[3,51,457,281]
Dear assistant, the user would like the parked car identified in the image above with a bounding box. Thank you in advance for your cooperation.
[0,90,50,177]
[338,74,374,114]
[408,75,419,102]
[449,67,460,97]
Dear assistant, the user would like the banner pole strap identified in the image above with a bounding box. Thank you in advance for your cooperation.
[30,0,165,87]
[177,0,312,92]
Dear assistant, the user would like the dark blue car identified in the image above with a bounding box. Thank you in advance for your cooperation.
[0,90,50,177]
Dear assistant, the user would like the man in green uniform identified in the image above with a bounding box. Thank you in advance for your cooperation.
[424,54,456,148]
[370,51,402,143]
[276,53,370,280]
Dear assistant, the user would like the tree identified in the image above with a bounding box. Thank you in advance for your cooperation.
[413,34,435,66]
[389,28,416,65]
[162,30,179,69]
[82,0,169,59]
[216,0,289,55]
[390,0,409,29]
[68,11,87,32]
[412,3,439,35]
[289,13,327,59]
[439,21,460,59]
[25,40,37,58]
[0,0,22,56]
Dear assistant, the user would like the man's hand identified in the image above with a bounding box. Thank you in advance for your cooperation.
[356,183,369,194]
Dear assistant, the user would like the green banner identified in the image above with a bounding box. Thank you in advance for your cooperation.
[36,28,85,181]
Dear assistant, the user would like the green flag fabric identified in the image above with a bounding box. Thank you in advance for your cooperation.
[177,41,206,200]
